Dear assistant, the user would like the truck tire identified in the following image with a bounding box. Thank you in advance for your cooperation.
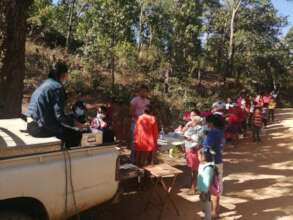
[0,212,33,220]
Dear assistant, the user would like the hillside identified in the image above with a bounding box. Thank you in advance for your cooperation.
[24,40,251,105]
[21,39,270,143]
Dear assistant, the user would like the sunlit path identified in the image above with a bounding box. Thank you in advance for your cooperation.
[220,109,293,220]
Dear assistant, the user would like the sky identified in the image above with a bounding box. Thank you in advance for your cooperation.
[272,0,293,36]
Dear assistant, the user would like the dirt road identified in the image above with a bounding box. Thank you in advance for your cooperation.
[80,108,293,220]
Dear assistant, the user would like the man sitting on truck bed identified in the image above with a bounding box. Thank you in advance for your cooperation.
[26,61,84,147]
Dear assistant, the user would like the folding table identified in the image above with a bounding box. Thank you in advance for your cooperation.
[144,163,183,219]
[157,133,185,151]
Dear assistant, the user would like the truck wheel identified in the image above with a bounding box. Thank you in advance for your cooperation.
[0,212,33,220]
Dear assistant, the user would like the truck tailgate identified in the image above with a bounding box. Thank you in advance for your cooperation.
[0,145,119,220]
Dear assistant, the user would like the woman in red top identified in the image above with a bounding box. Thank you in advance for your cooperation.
[134,105,159,167]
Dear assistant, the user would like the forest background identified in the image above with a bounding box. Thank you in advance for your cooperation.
[0,0,293,131]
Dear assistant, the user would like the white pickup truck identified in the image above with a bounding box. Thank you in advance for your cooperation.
[0,119,120,220]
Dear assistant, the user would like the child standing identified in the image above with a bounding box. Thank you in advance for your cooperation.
[91,106,115,143]
[91,106,108,132]
[252,107,263,143]
[130,85,150,163]
[183,114,204,194]
[134,105,158,167]
[268,98,276,123]
[262,91,271,126]
[225,107,240,147]
[203,114,225,219]
[248,96,255,128]
[262,103,269,127]
[197,148,215,220]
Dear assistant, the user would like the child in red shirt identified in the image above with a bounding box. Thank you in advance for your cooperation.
[134,105,159,167]
[225,107,240,146]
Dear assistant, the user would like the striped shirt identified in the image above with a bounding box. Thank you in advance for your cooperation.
[252,112,263,127]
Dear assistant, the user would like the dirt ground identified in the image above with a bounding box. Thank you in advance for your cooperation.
[78,108,293,220]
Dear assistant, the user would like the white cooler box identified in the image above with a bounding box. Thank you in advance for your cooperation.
[81,131,103,147]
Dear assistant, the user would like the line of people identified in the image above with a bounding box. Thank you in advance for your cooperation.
[128,86,279,220]
[176,90,278,219]
[178,107,224,220]
[128,85,224,219]
[225,90,277,144]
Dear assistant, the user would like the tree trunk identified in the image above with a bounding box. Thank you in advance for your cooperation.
[228,9,236,62]
[138,0,144,50]
[111,33,116,91]
[111,54,115,91]
[236,69,240,83]
[164,68,170,94]
[0,0,32,119]
[228,9,236,78]
[198,69,201,83]
[227,0,241,79]
[66,0,76,50]
[149,25,153,46]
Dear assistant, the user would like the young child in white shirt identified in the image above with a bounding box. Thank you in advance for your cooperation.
[91,106,115,143]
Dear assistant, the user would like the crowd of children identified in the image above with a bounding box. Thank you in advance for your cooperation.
[126,85,279,220]
[68,86,279,220]
[176,89,278,219]
[224,90,277,144]
[69,85,278,220]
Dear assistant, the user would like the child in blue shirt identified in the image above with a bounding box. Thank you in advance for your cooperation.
[203,114,224,166]
[197,148,215,220]
[203,114,225,219]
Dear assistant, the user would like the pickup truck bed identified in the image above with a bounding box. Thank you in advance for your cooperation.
[0,119,61,159]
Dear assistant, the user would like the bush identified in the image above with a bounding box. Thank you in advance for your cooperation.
[43,28,66,48]
[114,42,138,72]
[67,69,87,95]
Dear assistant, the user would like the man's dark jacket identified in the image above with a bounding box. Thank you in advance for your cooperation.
[27,78,67,133]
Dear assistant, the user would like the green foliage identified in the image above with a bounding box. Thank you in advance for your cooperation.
[205,0,288,88]
[69,69,86,93]
[26,0,293,110]
[285,27,293,50]
[77,0,138,57]
[114,42,138,72]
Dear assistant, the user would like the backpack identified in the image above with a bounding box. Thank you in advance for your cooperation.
[208,165,220,196]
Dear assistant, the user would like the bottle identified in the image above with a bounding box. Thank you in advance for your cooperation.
[159,127,165,139]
